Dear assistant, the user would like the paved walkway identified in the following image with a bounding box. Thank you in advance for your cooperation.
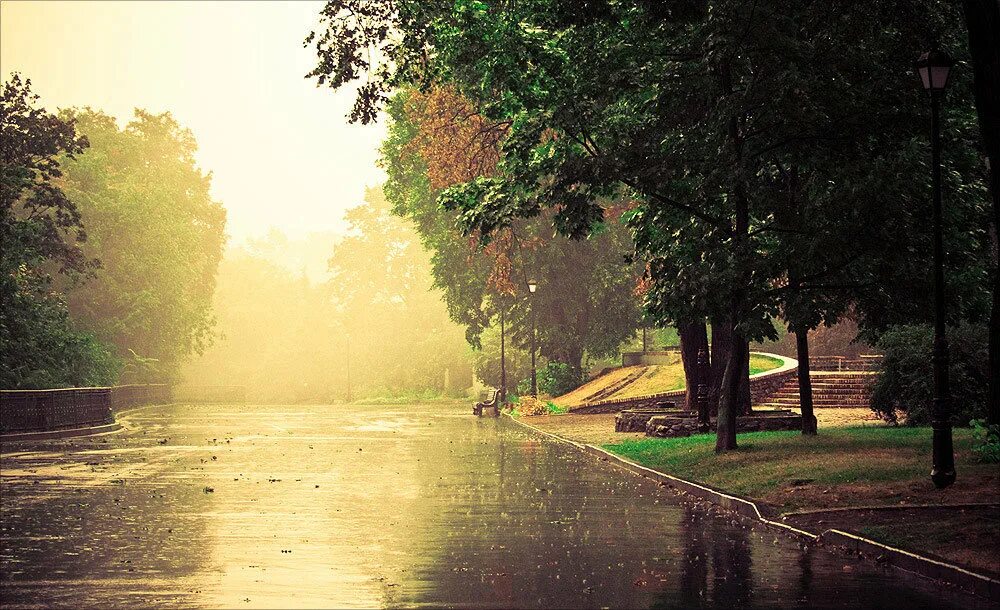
[0,403,974,608]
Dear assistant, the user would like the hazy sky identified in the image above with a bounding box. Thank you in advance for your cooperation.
[1,0,386,244]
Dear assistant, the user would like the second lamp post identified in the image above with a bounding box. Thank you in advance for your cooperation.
[916,49,956,489]
[527,279,538,397]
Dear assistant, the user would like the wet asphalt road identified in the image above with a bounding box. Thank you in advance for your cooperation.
[0,403,987,608]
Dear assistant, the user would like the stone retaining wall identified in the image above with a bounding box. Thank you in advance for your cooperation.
[810,355,882,371]
[614,407,682,432]
[644,412,802,438]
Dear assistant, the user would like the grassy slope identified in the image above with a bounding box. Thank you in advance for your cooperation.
[555,353,783,408]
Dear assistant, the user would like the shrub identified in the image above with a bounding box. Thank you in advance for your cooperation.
[971,420,1000,464]
[538,362,581,396]
[514,396,548,416]
[870,323,988,426]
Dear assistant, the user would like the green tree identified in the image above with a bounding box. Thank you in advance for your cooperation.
[1,74,118,388]
[380,89,643,379]
[58,109,227,382]
[307,0,991,451]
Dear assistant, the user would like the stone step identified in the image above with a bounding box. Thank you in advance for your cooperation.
[779,381,873,388]
[770,392,871,400]
[758,402,868,409]
[772,387,872,393]
[765,400,871,409]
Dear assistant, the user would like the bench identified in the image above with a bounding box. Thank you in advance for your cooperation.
[473,388,501,417]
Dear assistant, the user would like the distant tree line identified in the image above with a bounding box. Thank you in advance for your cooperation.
[179,187,473,403]
[305,0,998,448]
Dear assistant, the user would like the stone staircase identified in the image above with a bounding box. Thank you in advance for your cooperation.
[757,371,876,409]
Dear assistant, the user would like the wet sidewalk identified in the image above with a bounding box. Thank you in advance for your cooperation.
[0,403,985,608]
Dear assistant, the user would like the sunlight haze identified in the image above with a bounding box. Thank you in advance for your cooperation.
[0,0,386,245]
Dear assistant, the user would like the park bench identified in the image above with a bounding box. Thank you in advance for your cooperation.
[473,388,501,417]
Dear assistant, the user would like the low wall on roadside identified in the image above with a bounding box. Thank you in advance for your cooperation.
[172,385,247,404]
[1,384,171,434]
[110,384,172,412]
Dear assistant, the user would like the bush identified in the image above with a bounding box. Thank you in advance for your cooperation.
[538,362,581,396]
[870,323,988,426]
[513,396,548,416]
[971,420,1000,463]
[509,396,566,417]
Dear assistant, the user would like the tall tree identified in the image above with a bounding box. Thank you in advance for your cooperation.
[1,74,118,388]
[58,109,227,382]
[381,88,643,378]
[307,0,992,450]
[961,0,1000,427]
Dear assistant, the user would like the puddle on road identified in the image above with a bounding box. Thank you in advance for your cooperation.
[1,403,987,609]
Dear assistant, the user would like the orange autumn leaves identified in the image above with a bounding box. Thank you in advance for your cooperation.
[403,86,520,296]
[403,85,506,190]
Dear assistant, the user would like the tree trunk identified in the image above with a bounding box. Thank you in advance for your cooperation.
[708,316,732,416]
[738,338,752,415]
[962,0,1000,427]
[716,323,746,453]
[679,320,709,411]
[796,329,817,435]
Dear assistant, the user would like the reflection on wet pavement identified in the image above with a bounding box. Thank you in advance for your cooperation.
[0,403,985,608]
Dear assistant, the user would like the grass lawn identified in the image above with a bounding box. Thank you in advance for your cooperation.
[749,353,784,375]
[603,426,998,512]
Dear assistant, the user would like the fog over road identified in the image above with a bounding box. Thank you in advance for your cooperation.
[0,404,975,608]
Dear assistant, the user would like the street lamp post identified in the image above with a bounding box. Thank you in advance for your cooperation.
[916,49,956,489]
[527,279,538,397]
[345,332,352,403]
[500,308,507,405]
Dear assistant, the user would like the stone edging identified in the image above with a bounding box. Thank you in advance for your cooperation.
[504,413,1000,601]
[0,421,123,443]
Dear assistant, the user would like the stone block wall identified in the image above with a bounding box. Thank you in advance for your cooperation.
[614,408,684,432]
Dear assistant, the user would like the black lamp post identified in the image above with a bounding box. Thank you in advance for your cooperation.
[527,279,538,397]
[499,308,507,404]
[916,49,956,489]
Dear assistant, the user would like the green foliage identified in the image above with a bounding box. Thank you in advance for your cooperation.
[0,271,120,388]
[59,109,227,383]
[970,420,1000,463]
[537,361,580,396]
[381,90,643,374]
[468,324,530,389]
[871,323,989,426]
[0,73,118,389]
[307,1,994,449]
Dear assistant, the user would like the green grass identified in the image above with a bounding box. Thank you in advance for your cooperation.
[603,426,983,508]
[749,353,784,375]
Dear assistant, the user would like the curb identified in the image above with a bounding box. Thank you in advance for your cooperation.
[0,421,123,443]
[505,412,1000,601]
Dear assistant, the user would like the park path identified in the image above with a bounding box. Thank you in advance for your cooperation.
[0,403,977,608]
